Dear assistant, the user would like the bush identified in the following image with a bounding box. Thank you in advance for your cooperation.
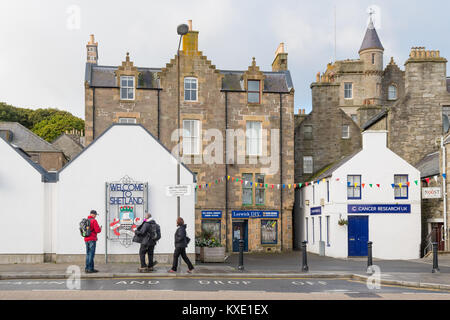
[195,230,222,247]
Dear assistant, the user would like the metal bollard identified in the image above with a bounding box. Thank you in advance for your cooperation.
[238,239,244,271]
[432,242,440,273]
[367,241,373,268]
[301,241,309,272]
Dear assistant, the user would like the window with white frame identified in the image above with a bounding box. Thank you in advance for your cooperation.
[184,77,198,101]
[394,175,408,199]
[342,125,350,139]
[246,121,262,156]
[344,83,353,99]
[247,80,261,104]
[347,175,362,200]
[242,173,253,205]
[120,76,135,100]
[255,174,265,205]
[388,85,398,101]
[303,156,313,174]
[326,216,330,246]
[183,119,200,155]
[118,117,137,124]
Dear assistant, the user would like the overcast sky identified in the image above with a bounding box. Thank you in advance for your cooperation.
[0,0,449,119]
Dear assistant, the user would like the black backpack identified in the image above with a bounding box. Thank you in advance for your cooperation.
[150,223,161,242]
[79,218,92,238]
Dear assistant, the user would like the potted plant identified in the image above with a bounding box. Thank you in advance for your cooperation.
[338,218,348,226]
[195,230,225,263]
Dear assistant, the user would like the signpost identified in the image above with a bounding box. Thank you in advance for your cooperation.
[166,185,191,197]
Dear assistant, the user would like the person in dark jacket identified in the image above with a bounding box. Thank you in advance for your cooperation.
[134,213,160,272]
[85,210,102,273]
[168,217,194,273]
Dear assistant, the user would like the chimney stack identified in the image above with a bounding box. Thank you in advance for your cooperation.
[182,20,199,56]
[272,43,288,72]
[86,34,98,64]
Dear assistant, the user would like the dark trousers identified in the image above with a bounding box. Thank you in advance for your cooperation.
[85,241,96,271]
[171,247,194,271]
[139,244,155,268]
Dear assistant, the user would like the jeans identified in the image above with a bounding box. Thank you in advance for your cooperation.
[85,241,96,271]
[171,247,194,271]
[139,244,155,268]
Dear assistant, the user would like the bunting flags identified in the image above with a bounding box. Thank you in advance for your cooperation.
[191,174,426,193]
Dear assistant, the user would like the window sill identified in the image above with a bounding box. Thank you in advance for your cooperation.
[119,99,136,103]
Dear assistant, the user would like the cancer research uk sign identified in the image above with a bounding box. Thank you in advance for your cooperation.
[106,176,148,247]
[348,204,411,214]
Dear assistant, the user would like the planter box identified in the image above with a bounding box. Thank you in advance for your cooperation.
[199,246,226,263]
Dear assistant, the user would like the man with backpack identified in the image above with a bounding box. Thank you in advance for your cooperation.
[134,212,161,272]
[81,210,102,273]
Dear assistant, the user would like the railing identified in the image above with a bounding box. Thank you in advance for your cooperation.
[423,233,433,258]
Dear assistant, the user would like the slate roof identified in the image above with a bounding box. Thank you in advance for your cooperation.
[311,150,362,181]
[359,20,384,53]
[0,122,60,152]
[86,64,161,89]
[415,152,440,178]
[86,64,294,93]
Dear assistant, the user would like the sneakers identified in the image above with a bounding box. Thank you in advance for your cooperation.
[187,269,194,274]
[168,269,176,273]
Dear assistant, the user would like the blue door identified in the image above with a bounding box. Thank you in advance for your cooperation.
[232,221,248,252]
[348,216,369,257]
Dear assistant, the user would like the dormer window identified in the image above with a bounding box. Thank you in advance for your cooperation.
[247,80,261,104]
[120,76,135,100]
[388,84,398,101]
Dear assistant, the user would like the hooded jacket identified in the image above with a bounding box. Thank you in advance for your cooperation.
[135,220,161,246]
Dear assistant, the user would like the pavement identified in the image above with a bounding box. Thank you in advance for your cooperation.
[1,251,450,291]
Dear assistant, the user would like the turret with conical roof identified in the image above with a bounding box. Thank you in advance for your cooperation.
[359,16,384,72]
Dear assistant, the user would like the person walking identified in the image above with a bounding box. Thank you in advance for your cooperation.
[168,217,194,273]
[85,210,102,273]
[134,213,161,272]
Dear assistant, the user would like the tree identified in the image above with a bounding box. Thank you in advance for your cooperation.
[32,114,84,142]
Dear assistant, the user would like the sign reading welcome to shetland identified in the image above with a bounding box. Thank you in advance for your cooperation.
[348,204,411,214]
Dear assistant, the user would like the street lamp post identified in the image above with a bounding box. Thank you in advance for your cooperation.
[176,24,189,219]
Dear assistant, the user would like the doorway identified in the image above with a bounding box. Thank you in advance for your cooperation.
[348,216,369,257]
[431,223,445,251]
[232,220,248,252]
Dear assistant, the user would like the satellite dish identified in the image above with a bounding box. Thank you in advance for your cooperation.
[443,114,450,134]
[177,24,189,36]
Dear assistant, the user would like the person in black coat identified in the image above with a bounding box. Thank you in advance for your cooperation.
[134,213,161,272]
[168,217,194,273]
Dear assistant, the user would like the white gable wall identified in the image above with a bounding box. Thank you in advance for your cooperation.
[56,125,195,256]
[0,139,45,256]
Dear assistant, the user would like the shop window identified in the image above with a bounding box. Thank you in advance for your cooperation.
[202,220,221,241]
[319,216,322,241]
[247,80,260,104]
[312,217,315,243]
[394,175,408,199]
[242,173,253,205]
[184,77,198,101]
[326,216,330,246]
[261,220,277,245]
[246,121,262,156]
[183,119,200,155]
[347,175,361,200]
[120,76,135,100]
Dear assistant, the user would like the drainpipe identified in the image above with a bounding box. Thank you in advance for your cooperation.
[279,93,283,251]
[225,91,229,252]
[442,137,448,250]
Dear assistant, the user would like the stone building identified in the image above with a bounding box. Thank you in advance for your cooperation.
[0,122,66,171]
[51,131,85,161]
[363,47,450,253]
[83,22,295,253]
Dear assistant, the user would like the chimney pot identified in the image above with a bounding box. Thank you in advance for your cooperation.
[188,20,192,31]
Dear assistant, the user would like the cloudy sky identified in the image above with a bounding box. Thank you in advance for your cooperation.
[0,0,449,119]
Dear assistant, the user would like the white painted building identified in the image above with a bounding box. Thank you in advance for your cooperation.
[0,124,196,264]
[300,131,421,260]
